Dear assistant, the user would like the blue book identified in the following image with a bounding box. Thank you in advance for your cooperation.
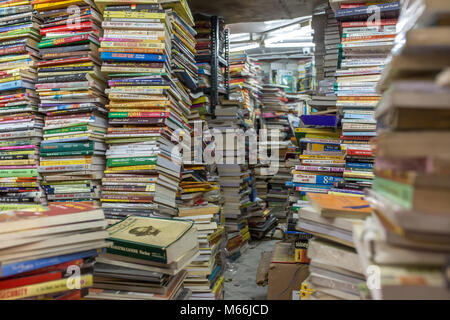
[295,174,344,185]
[0,249,103,278]
[346,162,374,169]
[101,52,166,62]
[343,131,377,137]
[344,113,374,120]
[335,2,400,21]
[301,115,339,128]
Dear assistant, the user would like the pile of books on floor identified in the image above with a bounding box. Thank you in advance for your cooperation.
[87,216,198,300]
[247,199,277,240]
[229,51,262,125]
[260,84,292,219]
[35,0,107,205]
[97,1,190,222]
[177,132,226,300]
[297,193,371,300]
[0,202,109,300]
[354,0,450,300]
[217,161,252,261]
[333,1,401,194]
[0,1,43,210]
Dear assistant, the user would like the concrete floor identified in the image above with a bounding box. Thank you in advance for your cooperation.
[223,239,278,300]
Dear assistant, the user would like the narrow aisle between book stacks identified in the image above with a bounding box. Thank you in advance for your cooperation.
[0,0,449,302]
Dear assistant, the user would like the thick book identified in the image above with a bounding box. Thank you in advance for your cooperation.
[106,216,198,264]
[306,193,372,219]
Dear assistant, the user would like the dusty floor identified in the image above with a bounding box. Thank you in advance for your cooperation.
[223,239,278,300]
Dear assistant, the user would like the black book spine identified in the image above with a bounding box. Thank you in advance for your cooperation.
[37,73,88,83]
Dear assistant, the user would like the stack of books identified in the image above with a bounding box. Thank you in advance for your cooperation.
[177,141,226,299]
[0,202,109,300]
[88,216,199,300]
[217,162,252,261]
[0,1,43,210]
[333,1,401,193]
[260,84,292,219]
[247,199,277,240]
[292,124,344,197]
[35,0,107,205]
[96,1,189,222]
[354,0,450,300]
[229,51,262,125]
[310,5,338,110]
[296,193,371,300]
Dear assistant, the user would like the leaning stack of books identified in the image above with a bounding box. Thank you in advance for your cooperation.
[88,216,199,300]
[96,1,187,222]
[333,1,401,193]
[0,202,109,300]
[354,0,450,300]
[0,1,43,210]
[247,199,277,240]
[229,51,262,126]
[34,0,107,205]
[296,193,370,300]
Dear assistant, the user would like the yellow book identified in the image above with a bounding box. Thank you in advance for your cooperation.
[328,191,363,198]
[44,133,94,141]
[0,274,93,300]
[40,159,93,166]
[94,0,158,13]
[105,164,156,172]
[0,159,34,166]
[34,0,89,11]
[103,11,165,20]
[0,183,37,187]
[0,75,21,83]
[212,276,225,295]
[0,150,35,155]
[0,54,30,63]
[299,154,345,160]
[38,62,93,70]
[0,1,29,7]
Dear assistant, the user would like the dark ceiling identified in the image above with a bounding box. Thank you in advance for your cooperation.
[188,0,328,24]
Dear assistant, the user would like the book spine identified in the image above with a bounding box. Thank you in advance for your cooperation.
[38,34,89,49]
[372,176,413,209]
[293,174,344,185]
[108,112,168,118]
[0,275,93,300]
[40,141,94,153]
[106,157,157,167]
[107,240,167,264]
[101,52,166,62]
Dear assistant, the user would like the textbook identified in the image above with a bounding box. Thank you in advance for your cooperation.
[106,216,198,265]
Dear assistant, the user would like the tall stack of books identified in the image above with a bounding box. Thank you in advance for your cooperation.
[260,84,292,219]
[34,0,107,205]
[333,1,401,194]
[96,1,190,222]
[0,1,43,210]
[310,5,339,110]
[88,216,199,300]
[296,193,371,300]
[177,119,226,300]
[0,202,109,300]
[229,51,262,125]
[354,0,450,300]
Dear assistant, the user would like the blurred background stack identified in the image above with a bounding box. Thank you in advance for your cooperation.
[355,0,450,300]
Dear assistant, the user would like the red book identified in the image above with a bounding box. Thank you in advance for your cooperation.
[347,149,373,157]
[117,112,169,118]
[40,21,94,36]
[37,56,91,67]
[341,18,398,28]
[0,272,62,290]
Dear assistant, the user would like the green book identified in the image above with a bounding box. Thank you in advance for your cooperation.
[372,176,413,209]
[106,216,197,264]
[0,169,38,178]
[107,157,158,168]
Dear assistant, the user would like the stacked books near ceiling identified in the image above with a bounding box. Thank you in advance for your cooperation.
[95,0,191,223]
[229,51,263,126]
[296,193,371,300]
[191,15,212,116]
[34,0,107,205]
[0,202,110,300]
[0,1,43,210]
[87,216,198,300]
[176,120,226,300]
[309,5,339,114]
[333,1,401,194]
[354,0,450,300]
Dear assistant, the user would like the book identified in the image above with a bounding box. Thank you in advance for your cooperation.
[306,193,372,219]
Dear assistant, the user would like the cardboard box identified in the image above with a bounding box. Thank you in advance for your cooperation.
[267,263,309,300]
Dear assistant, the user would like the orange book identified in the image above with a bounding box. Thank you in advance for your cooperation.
[306,193,372,219]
